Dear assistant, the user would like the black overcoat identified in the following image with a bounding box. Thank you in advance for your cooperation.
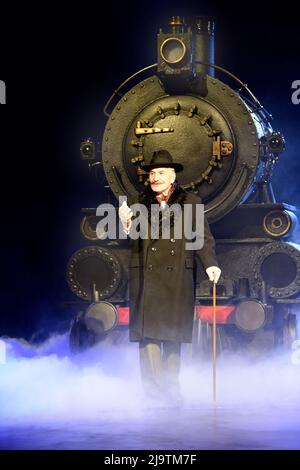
[128,185,218,343]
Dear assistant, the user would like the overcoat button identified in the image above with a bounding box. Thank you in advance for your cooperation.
[170,250,175,255]
[148,265,153,271]
[167,266,173,271]
[170,238,175,243]
[151,247,157,252]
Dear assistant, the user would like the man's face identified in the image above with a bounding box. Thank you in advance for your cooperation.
[149,167,175,194]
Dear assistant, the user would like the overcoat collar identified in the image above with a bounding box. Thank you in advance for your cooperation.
[138,184,188,236]
[138,183,187,209]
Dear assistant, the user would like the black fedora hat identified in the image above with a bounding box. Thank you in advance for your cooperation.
[143,149,184,172]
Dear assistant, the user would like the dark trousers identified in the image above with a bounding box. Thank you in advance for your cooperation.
[139,338,181,399]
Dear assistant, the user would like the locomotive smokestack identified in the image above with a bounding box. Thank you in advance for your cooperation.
[193,16,215,77]
[168,16,185,34]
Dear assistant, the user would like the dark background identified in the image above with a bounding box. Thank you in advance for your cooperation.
[0,0,299,339]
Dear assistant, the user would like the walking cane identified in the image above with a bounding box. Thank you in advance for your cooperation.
[212,280,217,403]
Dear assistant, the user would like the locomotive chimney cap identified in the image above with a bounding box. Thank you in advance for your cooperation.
[143,149,184,172]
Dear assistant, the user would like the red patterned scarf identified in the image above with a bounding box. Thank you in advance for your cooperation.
[155,182,176,204]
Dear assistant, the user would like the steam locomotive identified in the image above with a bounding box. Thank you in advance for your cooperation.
[67,16,300,355]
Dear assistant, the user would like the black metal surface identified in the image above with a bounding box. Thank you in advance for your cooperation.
[102,74,261,223]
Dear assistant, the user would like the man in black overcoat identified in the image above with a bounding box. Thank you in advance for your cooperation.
[119,149,221,404]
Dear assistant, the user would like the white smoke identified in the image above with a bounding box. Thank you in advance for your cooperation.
[0,334,144,424]
[0,332,299,449]
[1,333,300,416]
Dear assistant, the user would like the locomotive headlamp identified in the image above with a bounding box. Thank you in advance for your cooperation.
[233,300,268,332]
[85,301,118,334]
[160,37,187,65]
[263,209,296,237]
[251,242,300,299]
[80,138,96,160]
[80,215,101,241]
[157,17,193,86]
[266,132,285,154]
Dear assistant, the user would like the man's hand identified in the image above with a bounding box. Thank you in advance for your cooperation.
[206,266,221,284]
[119,201,133,234]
